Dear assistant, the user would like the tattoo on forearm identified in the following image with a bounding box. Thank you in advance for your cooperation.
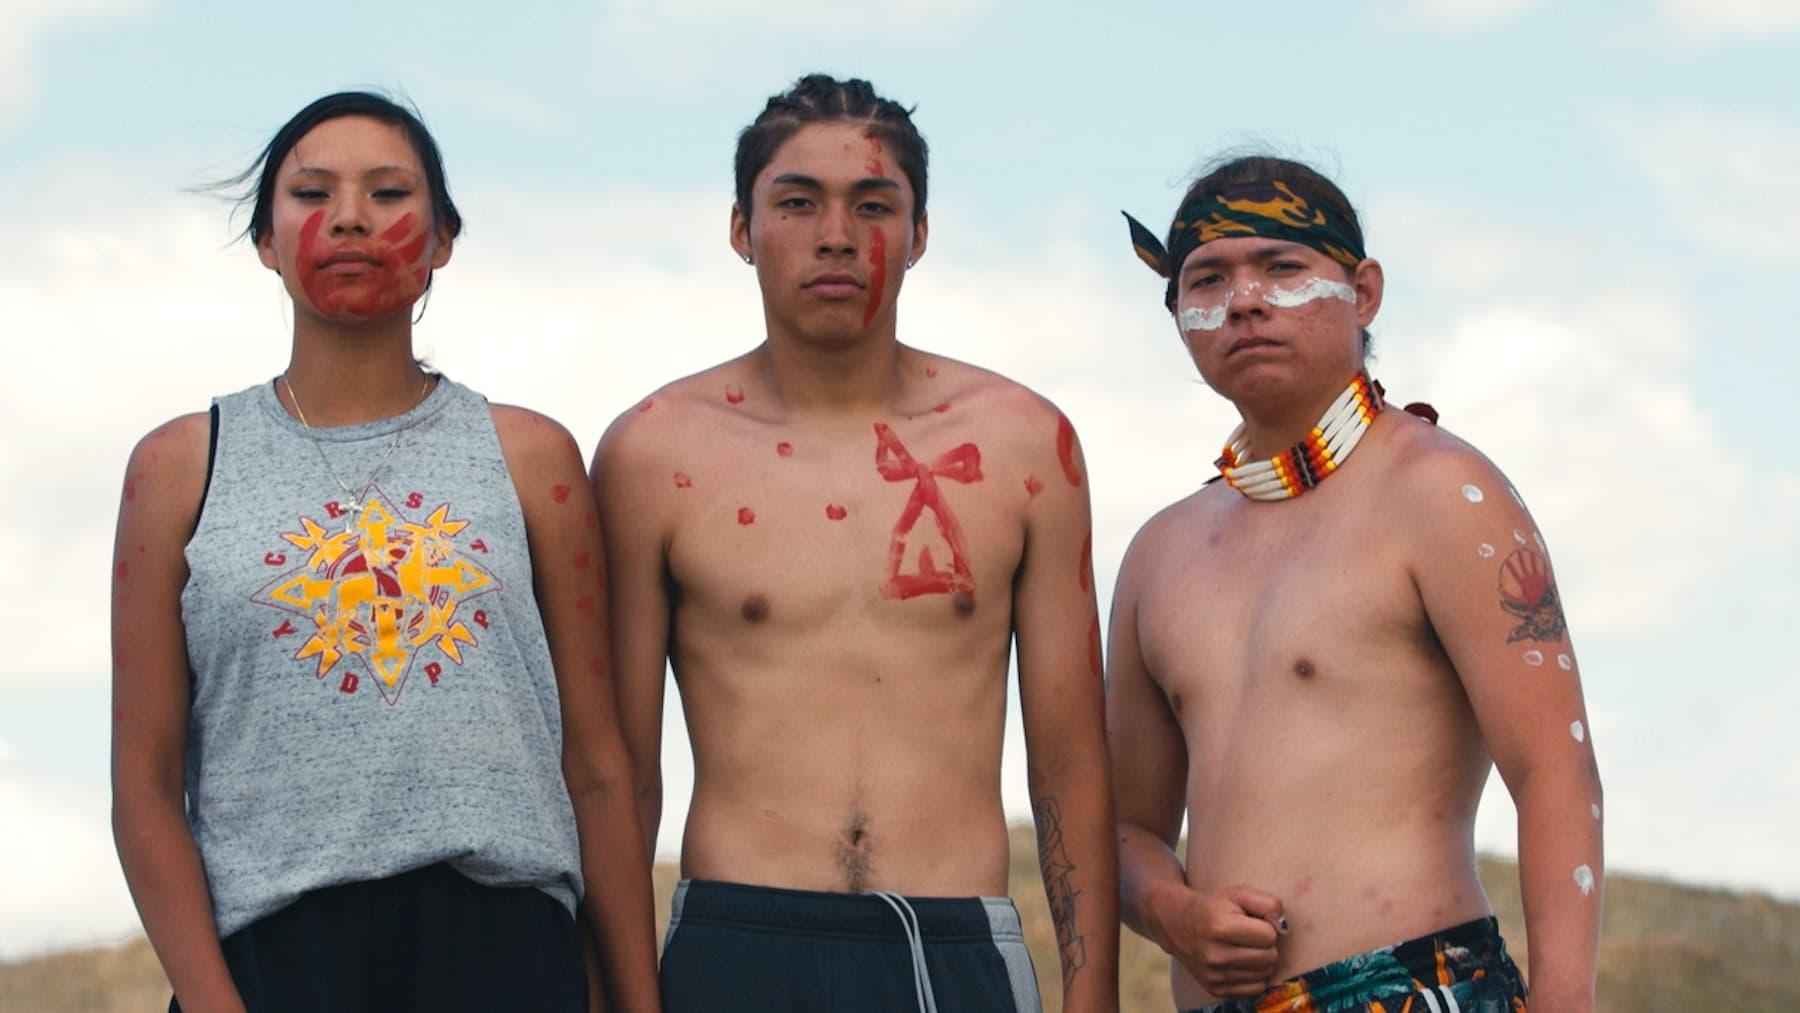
[1033,796,1087,991]
[1497,547,1567,643]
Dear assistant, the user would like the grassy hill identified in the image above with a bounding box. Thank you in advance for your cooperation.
[7,828,1799,1011]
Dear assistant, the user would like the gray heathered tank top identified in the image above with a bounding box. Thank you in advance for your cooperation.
[180,376,580,936]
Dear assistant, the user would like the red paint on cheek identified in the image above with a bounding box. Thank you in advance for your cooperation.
[864,226,888,328]
[1079,530,1093,592]
[1025,475,1044,499]
[674,472,693,489]
[738,507,756,526]
[1056,413,1083,487]
[776,442,794,458]
[294,210,430,319]
[573,551,590,569]
[725,384,746,405]
[826,504,848,521]
[551,484,571,504]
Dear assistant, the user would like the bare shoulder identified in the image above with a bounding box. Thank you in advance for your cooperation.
[1118,485,1216,585]
[1372,413,1536,557]
[490,403,583,465]
[121,411,213,535]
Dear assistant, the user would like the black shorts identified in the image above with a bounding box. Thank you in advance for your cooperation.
[659,878,1042,1013]
[171,863,584,1013]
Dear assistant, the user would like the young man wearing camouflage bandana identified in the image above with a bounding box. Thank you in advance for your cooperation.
[1109,156,1601,1012]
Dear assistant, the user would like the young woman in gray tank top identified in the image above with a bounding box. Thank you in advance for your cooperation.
[109,91,660,1013]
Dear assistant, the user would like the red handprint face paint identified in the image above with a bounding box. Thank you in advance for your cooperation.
[294,209,432,319]
[261,116,447,323]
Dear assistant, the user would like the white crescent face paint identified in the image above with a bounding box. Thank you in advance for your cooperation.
[1179,304,1228,333]
[1265,276,1355,308]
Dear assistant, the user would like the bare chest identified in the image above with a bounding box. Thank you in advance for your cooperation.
[1136,488,1440,724]
[665,416,1027,636]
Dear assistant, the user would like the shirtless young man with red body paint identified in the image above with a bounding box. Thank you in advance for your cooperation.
[1109,157,1602,1012]
[592,75,1118,1012]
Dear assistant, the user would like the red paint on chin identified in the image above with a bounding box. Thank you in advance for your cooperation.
[826,504,848,521]
[737,507,756,526]
[551,484,571,504]
[864,226,888,328]
[294,210,431,320]
[1056,413,1083,487]
[776,442,794,457]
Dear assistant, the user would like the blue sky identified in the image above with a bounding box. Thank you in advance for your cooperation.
[2,0,1796,958]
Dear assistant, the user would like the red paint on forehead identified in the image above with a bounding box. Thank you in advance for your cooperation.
[864,226,888,328]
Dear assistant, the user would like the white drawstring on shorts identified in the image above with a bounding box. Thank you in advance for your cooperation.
[870,890,939,1013]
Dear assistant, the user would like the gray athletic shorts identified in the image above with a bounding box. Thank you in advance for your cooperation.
[659,878,1043,1012]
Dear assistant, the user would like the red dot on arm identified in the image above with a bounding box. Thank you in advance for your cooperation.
[777,442,794,458]
[738,507,756,526]
[674,472,693,489]
[551,484,572,504]
[932,403,951,414]
[826,504,847,521]
[114,561,130,581]
[573,551,590,569]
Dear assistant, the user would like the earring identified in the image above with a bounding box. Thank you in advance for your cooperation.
[742,253,753,265]
[905,259,916,269]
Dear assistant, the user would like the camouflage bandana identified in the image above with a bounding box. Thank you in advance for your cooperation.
[1123,180,1366,310]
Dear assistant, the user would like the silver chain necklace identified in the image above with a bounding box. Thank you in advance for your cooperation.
[280,373,432,531]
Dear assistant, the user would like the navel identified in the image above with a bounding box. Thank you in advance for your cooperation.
[1293,657,1316,679]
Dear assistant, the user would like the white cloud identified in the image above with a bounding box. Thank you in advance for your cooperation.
[1658,0,1800,38]
[0,772,140,957]
[0,0,150,127]
[1367,193,1786,635]
[593,0,991,80]
[1390,0,1542,33]
[1615,106,1800,263]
